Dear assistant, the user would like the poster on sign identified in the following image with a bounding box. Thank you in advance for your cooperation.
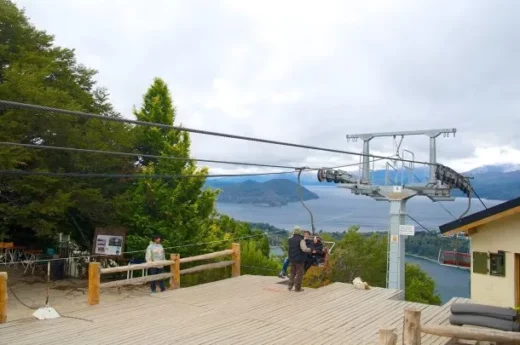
[95,235,123,255]
[398,224,415,236]
[92,227,127,256]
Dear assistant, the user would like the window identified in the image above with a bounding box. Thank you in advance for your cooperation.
[473,251,489,274]
[490,251,506,277]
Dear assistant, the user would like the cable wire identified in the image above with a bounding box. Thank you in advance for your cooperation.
[0,169,296,179]
[0,141,300,170]
[0,100,440,167]
[406,214,438,237]
[471,186,488,210]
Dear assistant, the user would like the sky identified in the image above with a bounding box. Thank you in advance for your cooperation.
[13,0,520,176]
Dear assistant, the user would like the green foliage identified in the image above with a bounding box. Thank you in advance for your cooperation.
[0,0,133,248]
[405,263,442,305]
[299,225,442,305]
[241,241,281,276]
[326,226,387,287]
[405,233,469,260]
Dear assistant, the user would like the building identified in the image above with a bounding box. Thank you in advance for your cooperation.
[439,196,520,309]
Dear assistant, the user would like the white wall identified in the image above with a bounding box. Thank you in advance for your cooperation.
[470,212,520,308]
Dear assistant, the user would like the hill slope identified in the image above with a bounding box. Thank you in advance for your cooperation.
[207,164,520,201]
[206,179,319,206]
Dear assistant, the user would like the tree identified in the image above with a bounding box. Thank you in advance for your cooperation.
[300,225,443,305]
[240,241,281,276]
[116,78,219,257]
[0,0,133,247]
[405,263,442,305]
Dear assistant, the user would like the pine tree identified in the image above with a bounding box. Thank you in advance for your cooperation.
[118,78,219,256]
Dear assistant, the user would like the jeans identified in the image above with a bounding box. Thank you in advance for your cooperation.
[149,267,166,292]
[281,257,290,274]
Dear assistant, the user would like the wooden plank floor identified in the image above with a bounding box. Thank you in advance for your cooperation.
[0,275,468,345]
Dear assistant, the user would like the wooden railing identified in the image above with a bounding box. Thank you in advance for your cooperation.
[379,307,520,344]
[88,243,240,305]
[0,272,6,324]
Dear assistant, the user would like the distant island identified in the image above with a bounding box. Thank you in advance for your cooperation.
[205,179,319,206]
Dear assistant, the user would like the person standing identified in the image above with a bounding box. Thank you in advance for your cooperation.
[145,235,166,293]
[287,227,313,292]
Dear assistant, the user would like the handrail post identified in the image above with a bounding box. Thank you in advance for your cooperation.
[88,262,100,306]
[379,327,398,345]
[170,254,180,290]
[231,243,240,278]
[403,308,422,345]
[0,272,7,324]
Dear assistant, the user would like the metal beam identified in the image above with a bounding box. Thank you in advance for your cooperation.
[346,128,456,140]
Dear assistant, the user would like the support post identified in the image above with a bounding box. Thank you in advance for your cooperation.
[361,138,371,184]
[0,272,7,324]
[170,254,180,290]
[379,327,398,345]
[429,136,437,184]
[403,308,422,345]
[387,198,407,290]
[231,243,240,277]
[88,262,100,306]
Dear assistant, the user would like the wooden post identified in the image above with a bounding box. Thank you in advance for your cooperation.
[231,243,240,278]
[0,272,7,324]
[379,328,398,345]
[170,254,180,290]
[88,262,100,306]
[403,308,422,345]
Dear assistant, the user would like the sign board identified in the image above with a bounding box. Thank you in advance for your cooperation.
[398,224,415,236]
[92,226,127,256]
[390,234,399,243]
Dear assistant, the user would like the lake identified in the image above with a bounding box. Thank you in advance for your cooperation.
[217,186,498,303]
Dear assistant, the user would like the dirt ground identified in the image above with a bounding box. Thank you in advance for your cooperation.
[2,265,153,322]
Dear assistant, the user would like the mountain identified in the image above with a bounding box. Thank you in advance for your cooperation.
[205,179,319,206]
[207,164,520,201]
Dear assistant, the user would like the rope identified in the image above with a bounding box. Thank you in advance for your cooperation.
[0,100,441,167]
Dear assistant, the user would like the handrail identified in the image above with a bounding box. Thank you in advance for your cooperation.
[87,243,241,306]
[379,307,520,344]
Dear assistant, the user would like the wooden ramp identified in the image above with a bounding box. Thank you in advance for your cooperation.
[0,275,468,345]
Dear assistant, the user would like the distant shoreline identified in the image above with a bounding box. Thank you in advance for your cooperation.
[405,253,439,264]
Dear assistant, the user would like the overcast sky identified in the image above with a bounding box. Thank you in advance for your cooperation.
[13,0,520,175]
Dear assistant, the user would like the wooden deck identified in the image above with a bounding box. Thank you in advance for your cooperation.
[0,275,468,345]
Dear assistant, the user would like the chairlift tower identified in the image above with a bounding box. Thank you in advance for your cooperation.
[317,128,468,292]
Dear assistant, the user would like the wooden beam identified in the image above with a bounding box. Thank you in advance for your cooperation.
[180,260,234,275]
[0,272,7,324]
[420,325,520,343]
[170,254,180,290]
[100,260,173,274]
[379,327,398,345]
[231,243,240,278]
[467,227,477,235]
[444,205,520,235]
[179,249,233,264]
[100,273,172,288]
[403,308,422,345]
[88,262,100,306]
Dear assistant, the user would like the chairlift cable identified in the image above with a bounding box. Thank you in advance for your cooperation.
[0,100,444,167]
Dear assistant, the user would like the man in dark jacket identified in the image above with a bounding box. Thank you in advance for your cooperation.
[287,227,313,292]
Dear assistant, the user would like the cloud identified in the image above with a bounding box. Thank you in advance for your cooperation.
[13,0,520,176]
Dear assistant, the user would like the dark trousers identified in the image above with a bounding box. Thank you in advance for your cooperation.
[149,267,166,292]
[288,262,305,291]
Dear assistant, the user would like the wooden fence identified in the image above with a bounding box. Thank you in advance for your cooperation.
[379,307,520,344]
[88,243,240,305]
[0,272,6,324]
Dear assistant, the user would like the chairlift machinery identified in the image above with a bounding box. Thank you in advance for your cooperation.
[315,128,473,291]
